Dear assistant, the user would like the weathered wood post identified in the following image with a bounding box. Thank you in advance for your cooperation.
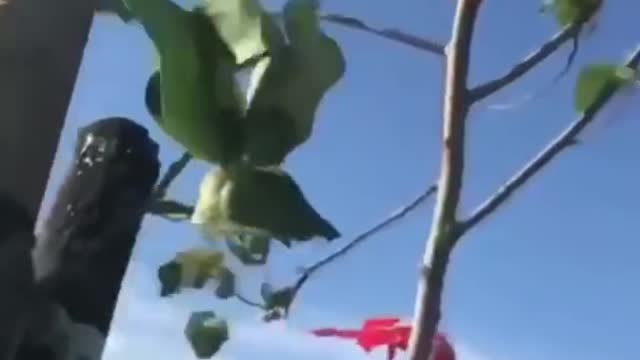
[0,0,96,357]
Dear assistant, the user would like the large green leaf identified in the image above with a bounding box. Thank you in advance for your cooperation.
[242,0,346,166]
[185,311,229,358]
[191,165,340,245]
[541,0,602,26]
[574,64,635,112]
[203,0,285,65]
[125,0,245,165]
[157,248,226,296]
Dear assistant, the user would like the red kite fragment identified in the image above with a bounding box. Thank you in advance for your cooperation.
[311,317,455,360]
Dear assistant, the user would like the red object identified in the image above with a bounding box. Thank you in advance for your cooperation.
[311,317,455,360]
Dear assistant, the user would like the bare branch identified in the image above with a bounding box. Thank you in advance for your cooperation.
[286,185,438,314]
[460,45,640,234]
[407,1,483,359]
[469,23,580,103]
[152,152,191,200]
[320,13,446,56]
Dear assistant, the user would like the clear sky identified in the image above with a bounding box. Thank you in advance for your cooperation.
[39,1,639,359]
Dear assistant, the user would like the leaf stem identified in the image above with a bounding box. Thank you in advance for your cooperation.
[152,152,192,200]
[234,292,266,310]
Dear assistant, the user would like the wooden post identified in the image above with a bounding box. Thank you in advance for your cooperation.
[0,0,95,357]
[0,0,95,218]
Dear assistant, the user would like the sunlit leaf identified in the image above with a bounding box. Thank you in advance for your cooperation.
[574,63,635,112]
[203,0,285,65]
[157,249,225,296]
[191,165,340,245]
[185,311,229,358]
[242,0,346,165]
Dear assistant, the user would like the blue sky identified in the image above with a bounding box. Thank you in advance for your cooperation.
[39,1,639,359]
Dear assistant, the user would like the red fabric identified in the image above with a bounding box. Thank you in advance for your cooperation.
[310,317,455,360]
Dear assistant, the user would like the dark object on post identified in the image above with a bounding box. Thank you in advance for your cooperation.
[22,118,160,359]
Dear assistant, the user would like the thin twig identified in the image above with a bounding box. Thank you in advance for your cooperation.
[287,185,438,313]
[152,152,192,200]
[407,1,482,359]
[234,293,266,310]
[319,13,446,56]
[469,23,580,103]
[460,45,640,234]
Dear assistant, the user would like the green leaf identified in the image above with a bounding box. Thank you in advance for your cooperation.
[544,0,602,26]
[157,249,225,296]
[191,165,340,244]
[260,283,294,310]
[574,63,635,112]
[214,267,235,299]
[158,261,181,297]
[124,0,245,165]
[202,0,285,65]
[185,311,229,358]
[226,235,272,265]
[242,0,346,166]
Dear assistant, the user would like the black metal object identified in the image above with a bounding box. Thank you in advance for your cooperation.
[16,118,160,359]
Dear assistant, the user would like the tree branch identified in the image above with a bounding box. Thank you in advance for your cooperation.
[469,23,580,103]
[319,13,446,56]
[407,1,483,359]
[460,45,640,235]
[285,185,438,315]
